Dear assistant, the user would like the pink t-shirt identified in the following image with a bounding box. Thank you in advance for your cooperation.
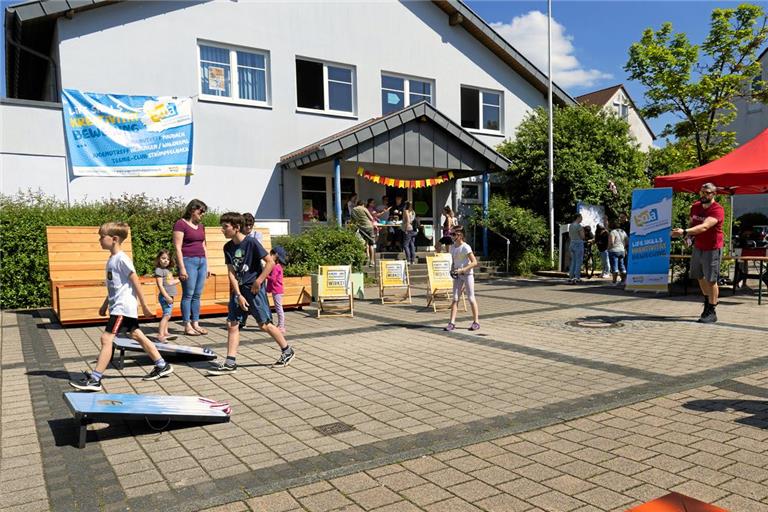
[267,263,284,294]
[173,219,206,258]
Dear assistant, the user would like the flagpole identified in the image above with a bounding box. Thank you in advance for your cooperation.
[547,0,555,266]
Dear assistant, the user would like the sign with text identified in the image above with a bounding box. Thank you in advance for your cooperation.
[626,188,673,292]
[379,260,408,288]
[62,89,193,177]
[317,265,351,298]
[426,254,453,291]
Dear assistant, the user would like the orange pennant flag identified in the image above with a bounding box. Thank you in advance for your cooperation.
[357,166,364,176]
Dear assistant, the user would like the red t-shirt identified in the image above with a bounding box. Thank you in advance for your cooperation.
[173,219,207,258]
[690,200,724,250]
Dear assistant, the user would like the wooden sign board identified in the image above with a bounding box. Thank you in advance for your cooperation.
[317,265,353,317]
[378,260,411,304]
[426,254,466,312]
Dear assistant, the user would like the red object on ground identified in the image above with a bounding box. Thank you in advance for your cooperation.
[654,128,768,195]
[626,492,729,512]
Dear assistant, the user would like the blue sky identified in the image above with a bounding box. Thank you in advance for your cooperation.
[2,0,766,140]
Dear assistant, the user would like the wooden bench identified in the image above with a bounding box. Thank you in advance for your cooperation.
[46,226,310,325]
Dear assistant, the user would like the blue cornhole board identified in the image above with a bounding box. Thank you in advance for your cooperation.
[63,392,231,448]
[111,337,216,370]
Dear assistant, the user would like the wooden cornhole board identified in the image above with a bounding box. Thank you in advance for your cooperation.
[63,392,230,448]
[378,260,412,304]
[627,492,728,512]
[317,265,353,317]
[111,337,216,370]
[426,254,466,312]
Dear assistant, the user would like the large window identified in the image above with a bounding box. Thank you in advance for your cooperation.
[296,58,355,115]
[199,43,269,105]
[612,92,629,119]
[301,176,356,223]
[381,74,434,115]
[460,86,502,132]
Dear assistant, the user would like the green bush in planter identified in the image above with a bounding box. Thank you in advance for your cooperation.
[0,191,219,310]
[273,225,366,277]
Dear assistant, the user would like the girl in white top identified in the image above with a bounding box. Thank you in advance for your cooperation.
[444,226,481,332]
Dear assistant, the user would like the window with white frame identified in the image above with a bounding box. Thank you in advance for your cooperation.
[460,86,502,132]
[612,92,629,119]
[199,43,269,104]
[296,58,355,114]
[381,74,434,115]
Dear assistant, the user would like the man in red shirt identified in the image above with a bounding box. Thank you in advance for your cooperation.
[671,183,725,323]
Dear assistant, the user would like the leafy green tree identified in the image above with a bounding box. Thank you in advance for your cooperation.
[497,105,648,224]
[625,3,767,166]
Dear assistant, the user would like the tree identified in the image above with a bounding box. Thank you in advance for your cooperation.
[625,4,768,166]
[497,105,648,224]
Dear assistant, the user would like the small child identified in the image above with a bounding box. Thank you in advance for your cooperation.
[70,222,173,391]
[267,247,287,333]
[207,213,295,375]
[444,226,481,332]
[153,249,179,342]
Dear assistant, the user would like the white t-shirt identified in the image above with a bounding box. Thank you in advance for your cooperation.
[609,229,628,253]
[450,242,474,275]
[106,251,138,317]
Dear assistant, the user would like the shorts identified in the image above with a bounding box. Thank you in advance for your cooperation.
[105,315,140,335]
[158,294,174,316]
[691,247,722,282]
[439,235,454,245]
[358,226,375,246]
[227,283,272,325]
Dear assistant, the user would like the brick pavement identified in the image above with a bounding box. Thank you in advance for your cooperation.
[1,278,767,512]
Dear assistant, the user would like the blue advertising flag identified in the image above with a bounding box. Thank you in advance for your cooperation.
[61,89,193,177]
[626,188,674,291]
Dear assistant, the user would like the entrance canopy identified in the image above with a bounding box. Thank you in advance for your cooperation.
[280,101,510,175]
[654,128,768,195]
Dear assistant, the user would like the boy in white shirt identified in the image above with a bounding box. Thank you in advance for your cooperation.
[444,226,481,332]
[70,222,173,391]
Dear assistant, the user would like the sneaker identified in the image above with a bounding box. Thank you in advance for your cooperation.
[698,307,718,324]
[273,348,295,368]
[69,372,102,392]
[143,363,174,381]
[443,323,456,331]
[469,322,480,331]
[207,362,237,376]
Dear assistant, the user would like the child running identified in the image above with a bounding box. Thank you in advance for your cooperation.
[153,249,179,342]
[444,226,481,332]
[70,222,173,391]
[267,247,287,333]
[207,213,295,375]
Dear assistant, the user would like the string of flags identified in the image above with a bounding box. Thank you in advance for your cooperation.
[356,166,455,188]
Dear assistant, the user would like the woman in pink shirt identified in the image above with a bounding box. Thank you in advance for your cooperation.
[173,199,209,336]
[267,247,286,333]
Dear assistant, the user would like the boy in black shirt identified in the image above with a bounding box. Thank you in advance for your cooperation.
[207,212,295,375]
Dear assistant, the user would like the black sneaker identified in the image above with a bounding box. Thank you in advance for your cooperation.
[273,349,295,368]
[69,372,102,392]
[207,362,237,376]
[698,307,718,324]
[143,363,174,381]
[700,299,710,319]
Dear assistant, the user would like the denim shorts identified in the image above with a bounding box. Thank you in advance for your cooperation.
[227,284,272,325]
[158,294,174,316]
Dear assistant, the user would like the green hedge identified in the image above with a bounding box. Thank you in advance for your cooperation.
[273,225,366,277]
[0,192,219,310]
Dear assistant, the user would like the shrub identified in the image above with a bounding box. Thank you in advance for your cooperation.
[0,191,218,309]
[273,225,366,277]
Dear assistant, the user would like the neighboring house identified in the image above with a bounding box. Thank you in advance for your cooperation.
[576,84,655,151]
[2,0,575,233]
[728,47,768,145]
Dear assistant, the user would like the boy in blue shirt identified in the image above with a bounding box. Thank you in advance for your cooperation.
[70,222,173,391]
[207,212,295,375]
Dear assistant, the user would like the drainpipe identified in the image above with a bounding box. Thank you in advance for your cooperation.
[5,32,60,101]
[334,158,342,227]
[482,171,489,258]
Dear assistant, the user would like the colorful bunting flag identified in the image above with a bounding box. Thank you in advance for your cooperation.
[352,166,456,188]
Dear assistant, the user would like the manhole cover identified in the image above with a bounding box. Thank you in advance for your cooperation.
[314,422,355,436]
[565,319,624,329]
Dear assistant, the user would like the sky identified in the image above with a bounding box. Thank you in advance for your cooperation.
[2,0,766,141]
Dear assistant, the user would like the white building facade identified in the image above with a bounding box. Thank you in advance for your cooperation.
[576,84,655,151]
[2,0,574,233]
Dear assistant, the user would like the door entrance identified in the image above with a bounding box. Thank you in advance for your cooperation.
[384,186,435,250]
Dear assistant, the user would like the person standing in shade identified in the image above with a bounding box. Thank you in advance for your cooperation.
[401,201,417,265]
[567,213,585,283]
[595,223,610,278]
[173,199,210,336]
[608,220,628,286]
[351,200,377,267]
[671,182,725,323]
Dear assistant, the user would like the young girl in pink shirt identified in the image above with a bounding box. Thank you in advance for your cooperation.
[267,247,286,333]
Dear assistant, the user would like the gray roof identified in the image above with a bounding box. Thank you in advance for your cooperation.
[280,101,511,173]
[5,0,117,21]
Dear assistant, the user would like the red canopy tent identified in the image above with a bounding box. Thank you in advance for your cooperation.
[654,128,768,194]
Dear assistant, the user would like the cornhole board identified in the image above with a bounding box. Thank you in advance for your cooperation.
[63,392,231,448]
[111,337,216,370]
[626,492,728,512]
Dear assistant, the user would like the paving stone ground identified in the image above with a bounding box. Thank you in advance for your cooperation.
[1,277,767,512]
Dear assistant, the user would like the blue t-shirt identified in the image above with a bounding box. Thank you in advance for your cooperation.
[224,236,269,286]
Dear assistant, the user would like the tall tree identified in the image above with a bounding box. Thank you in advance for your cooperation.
[497,105,648,224]
[625,3,768,166]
